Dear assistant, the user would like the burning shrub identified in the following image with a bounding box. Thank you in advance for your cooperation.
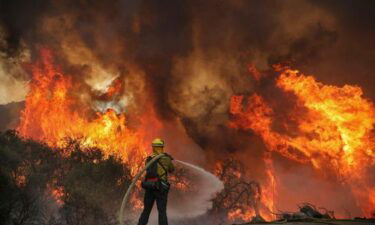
[0,130,58,225]
[0,131,133,225]
[55,140,132,225]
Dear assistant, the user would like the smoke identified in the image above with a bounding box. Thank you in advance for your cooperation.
[0,26,29,104]
[0,57,28,104]
[1,0,372,115]
[272,156,362,217]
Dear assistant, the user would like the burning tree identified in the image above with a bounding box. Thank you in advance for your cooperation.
[210,158,269,223]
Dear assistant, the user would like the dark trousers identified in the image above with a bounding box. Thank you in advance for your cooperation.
[137,188,169,225]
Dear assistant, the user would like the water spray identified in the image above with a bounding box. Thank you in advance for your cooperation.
[118,155,223,225]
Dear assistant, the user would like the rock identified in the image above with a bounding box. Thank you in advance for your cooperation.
[299,204,325,218]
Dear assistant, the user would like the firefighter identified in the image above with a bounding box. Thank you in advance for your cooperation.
[137,138,175,225]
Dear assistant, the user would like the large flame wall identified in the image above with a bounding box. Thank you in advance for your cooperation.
[230,66,375,216]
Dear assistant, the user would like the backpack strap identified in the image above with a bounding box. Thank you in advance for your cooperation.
[146,154,169,179]
[157,160,168,178]
[145,156,153,165]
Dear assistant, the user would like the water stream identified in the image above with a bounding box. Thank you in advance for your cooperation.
[164,160,224,218]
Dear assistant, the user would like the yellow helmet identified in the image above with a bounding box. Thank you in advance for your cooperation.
[151,138,164,147]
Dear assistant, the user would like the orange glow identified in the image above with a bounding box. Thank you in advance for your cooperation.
[17,49,148,174]
[51,187,64,205]
[248,64,262,81]
[228,208,255,221]
[230,66,375,217]
[131,186,144,210]
[169,175,191,191]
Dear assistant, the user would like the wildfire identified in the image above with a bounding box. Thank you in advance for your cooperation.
[230,66,375,216]
[17,49,148,171]
[15,48,375,219]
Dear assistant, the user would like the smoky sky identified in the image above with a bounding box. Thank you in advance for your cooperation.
[0,0,374,154]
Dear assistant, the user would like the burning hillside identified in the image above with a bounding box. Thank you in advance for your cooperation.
[0,0,375,224]
[230,66,375,217]
[17,49,147,170]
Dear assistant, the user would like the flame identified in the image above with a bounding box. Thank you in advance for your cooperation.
[262,154,276,220]
[51,187,64,205]
[228,208,255,222]
[17,49,148,172]
[230,66,375,216]
[248,64,262,81]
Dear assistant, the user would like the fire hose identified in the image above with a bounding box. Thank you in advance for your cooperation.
[118,153,167,225]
